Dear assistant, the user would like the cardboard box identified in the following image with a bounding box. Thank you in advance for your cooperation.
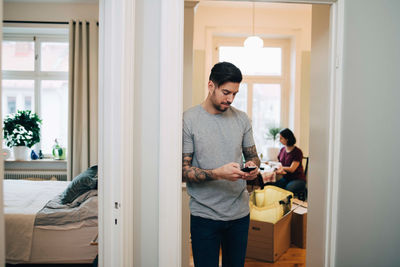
[291,203,307,248]
[246,210,292,262]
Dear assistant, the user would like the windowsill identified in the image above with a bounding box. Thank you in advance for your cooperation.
[5,158,67,171]
[5,158,67,163]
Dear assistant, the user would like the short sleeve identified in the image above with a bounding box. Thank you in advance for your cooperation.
[293,147,303,162]
[242,114,255,148]
[182,118,194,154]
[278,147,284,161]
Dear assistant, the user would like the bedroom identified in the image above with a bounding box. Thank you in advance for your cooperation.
[2,0,99,265]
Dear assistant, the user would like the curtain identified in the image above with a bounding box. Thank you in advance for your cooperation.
[68,20,98,179]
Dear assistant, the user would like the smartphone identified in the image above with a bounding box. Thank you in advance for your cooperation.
[241,166,257,172]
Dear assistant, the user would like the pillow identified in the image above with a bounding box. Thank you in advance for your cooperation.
[60,165,98,204]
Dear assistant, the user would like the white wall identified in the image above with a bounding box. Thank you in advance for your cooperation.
[3,2,98,21]
[192,1,311,154]
[183,2,197,112]
[193,2,311,51]
[335,1,400,266]
[100,0,183,266]
[132,1,161,265]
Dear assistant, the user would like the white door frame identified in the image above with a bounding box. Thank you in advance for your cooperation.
[0,0,5,265]
[98,0,183,266]
[325,1,343,266]
[98,0,342,267]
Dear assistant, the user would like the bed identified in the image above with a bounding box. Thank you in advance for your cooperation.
[4,179,98,264]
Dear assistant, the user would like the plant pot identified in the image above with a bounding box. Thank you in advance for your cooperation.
[267,147,280,161]
[13,146,29,161]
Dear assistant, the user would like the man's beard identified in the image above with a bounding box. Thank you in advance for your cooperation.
[211,91,231,112]
[213,102,230,112]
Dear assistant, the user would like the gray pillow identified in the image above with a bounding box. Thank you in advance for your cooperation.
[60,165,98,204]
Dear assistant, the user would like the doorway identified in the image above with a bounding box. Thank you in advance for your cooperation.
[182,1,332,266]
[95,0,342,266]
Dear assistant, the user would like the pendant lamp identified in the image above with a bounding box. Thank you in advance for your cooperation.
[244,2,263,49]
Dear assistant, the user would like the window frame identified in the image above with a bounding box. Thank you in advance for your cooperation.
[2,32,69,156]
[212,36,291,126]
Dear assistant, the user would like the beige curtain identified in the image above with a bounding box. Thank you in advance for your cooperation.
[68,20,98,179]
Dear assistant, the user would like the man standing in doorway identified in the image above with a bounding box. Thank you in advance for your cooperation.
[182,62,260,267]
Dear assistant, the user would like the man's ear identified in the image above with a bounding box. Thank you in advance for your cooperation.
[208,80,216,94]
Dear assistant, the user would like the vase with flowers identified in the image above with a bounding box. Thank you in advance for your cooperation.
[3,110,42,160]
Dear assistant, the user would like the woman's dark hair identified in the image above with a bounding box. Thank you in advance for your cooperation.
[280,128,296,146]
[209,62,242,87]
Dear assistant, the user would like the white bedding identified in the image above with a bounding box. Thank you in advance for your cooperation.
[4,180,69,262]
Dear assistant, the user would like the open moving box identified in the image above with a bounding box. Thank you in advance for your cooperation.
[246,210,292,262]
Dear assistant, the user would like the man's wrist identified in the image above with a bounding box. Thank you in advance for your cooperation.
[211,168,219,180]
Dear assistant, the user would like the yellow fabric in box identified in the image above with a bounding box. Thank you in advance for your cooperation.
[249,185,293,223]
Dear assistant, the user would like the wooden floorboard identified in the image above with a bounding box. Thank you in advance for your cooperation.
[245,246,306,267]
[190,245,306,267]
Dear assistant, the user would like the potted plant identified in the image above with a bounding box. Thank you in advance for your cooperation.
[266,126,281,161]
[3,110,42,160]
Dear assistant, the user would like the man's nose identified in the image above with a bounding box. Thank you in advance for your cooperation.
[227,94,234,103]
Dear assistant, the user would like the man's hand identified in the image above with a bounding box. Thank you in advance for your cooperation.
[214,162,245,181]
[183,152,259,183]
[242,145,260,181]
[241,161,259,181]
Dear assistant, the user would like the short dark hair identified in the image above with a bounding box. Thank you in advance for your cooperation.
[280,128,296,146]
[209,62,242,87]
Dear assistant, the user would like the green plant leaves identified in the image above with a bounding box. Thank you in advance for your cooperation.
[266,127,282,142]
[3,110,42,148]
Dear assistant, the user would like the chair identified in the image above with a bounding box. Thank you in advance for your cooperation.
[303,156,309,177]
[297,156,309,201]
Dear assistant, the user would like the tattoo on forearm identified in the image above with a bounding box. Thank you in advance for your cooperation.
[182,153,215,183]
[243,145,260,167]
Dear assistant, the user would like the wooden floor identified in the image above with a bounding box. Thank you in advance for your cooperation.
[244,246,306,267]
[190,245,306,267]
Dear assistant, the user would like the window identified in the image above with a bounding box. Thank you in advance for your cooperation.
[214,36,290,158]
[219,46,282,76]
[2,30,69,155]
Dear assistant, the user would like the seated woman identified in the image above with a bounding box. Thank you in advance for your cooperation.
[272,128,306,194]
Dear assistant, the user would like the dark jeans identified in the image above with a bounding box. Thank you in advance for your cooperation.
[92,254,98,267]
[190,214,250,267]
[274,177,306,193]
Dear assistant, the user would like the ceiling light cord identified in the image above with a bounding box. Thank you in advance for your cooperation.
[244,2,264,49]
[252,2,255,36]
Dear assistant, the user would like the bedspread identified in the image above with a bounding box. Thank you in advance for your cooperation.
[35,189,98,227]
[4,180,69,262]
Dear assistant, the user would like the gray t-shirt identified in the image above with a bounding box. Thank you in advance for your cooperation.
[183,104,255,221]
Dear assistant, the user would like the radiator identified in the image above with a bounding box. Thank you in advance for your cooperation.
[4,169,68,181]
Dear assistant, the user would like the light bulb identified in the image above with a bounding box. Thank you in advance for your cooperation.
[244,36,264,49]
